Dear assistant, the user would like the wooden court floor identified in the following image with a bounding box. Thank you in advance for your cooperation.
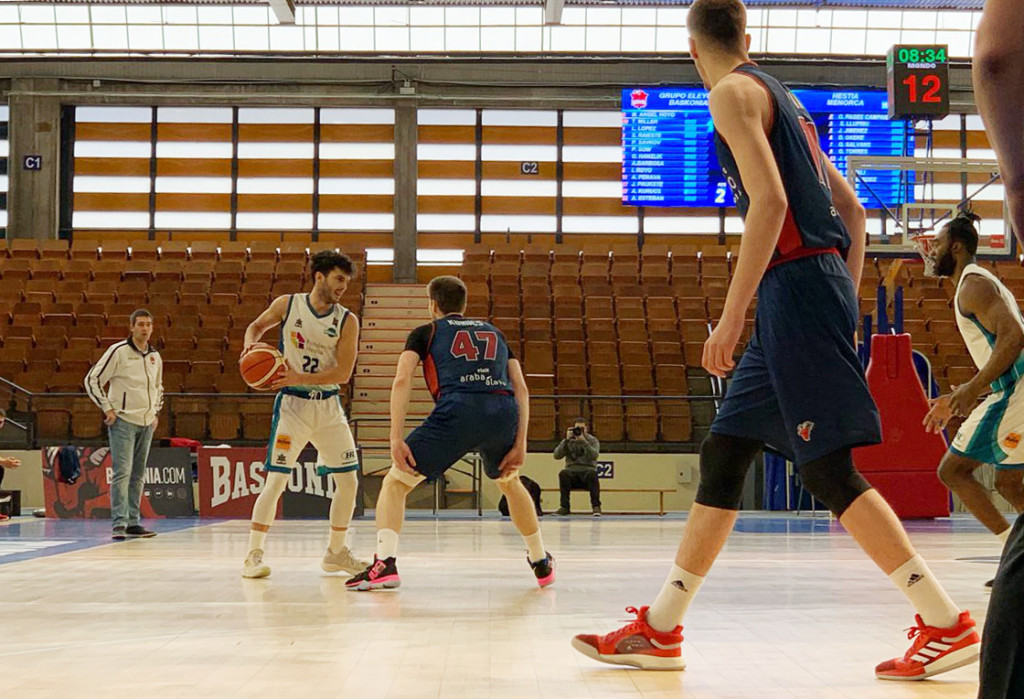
[0,514,1001,698]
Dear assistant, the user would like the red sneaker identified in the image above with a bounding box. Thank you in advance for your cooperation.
[875,610,980,681]
[572,606,685,670]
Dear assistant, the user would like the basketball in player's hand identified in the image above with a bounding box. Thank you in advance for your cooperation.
[239,343,285,390]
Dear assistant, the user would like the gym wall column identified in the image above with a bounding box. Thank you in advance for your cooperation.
[7,78,61,241]
[393,102,417,283]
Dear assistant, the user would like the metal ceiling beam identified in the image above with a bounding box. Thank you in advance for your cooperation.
[544,0,564,25]
[268,0,295,24]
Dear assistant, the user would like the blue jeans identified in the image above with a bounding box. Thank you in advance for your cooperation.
[107,418,154,530]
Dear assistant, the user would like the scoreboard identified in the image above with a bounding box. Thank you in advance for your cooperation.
[622,87,914,209]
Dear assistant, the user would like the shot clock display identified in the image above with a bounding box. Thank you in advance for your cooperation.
[887,44,950,119]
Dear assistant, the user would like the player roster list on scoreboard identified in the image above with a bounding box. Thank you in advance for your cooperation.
[622,87,914,209]
[622,88,727,208]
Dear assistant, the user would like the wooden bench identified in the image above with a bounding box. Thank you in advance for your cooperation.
[541,488,674,515]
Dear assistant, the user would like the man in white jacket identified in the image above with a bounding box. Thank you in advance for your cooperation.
[85,309,163,540]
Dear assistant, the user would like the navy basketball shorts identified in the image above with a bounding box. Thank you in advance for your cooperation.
[711,253,882,466]
[405,393,519,481]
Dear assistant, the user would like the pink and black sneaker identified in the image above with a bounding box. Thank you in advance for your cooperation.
[530,552,555,588]
[345,555,401,591]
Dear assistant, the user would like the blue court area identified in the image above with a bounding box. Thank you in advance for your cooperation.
[0,517,209,566]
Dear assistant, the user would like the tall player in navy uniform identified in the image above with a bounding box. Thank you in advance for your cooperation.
[572,0,979,678]
[346,276,553,591]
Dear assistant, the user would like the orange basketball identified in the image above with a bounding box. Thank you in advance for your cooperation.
[239,343,285,390]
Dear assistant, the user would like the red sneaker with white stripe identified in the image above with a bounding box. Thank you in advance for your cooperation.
[571,606,685,670]
[875,610,980,680]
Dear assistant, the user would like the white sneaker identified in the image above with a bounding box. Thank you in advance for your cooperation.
[321,546,370,575]
[242,549,271,579]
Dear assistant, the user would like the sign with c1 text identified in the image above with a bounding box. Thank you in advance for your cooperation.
[198,446,363,519]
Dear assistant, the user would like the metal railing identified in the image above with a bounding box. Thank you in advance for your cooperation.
[0,377,721,451]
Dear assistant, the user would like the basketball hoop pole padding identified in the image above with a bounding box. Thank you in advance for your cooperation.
[853,333,951,518]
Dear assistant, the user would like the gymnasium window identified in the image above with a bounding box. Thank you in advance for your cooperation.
[71,106,152,233]
[480,109,558,236]
[155,106,234,233]
[236,107,315,231]
[317,108,395,233]
[0,4,982,58]
[563,110,639,236]
[417,109,476,234]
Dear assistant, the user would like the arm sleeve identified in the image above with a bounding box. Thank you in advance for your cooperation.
[553,439,568,460]
[85,344,119,413]
[583,435,600,460]
[404,324,432,361]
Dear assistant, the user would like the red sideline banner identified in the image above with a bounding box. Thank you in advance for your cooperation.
[43,446,194,519]
[198,447,362,519]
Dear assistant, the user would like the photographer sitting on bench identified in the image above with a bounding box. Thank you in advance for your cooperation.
[554,418,601,516]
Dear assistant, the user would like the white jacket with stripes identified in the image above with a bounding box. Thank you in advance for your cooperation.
[84,338,164,427]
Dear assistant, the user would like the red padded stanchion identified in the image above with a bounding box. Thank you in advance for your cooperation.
[853,333,950,518]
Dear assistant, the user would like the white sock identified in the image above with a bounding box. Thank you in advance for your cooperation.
[346,528,354,549]
[523,530,546,563]
[888,555,960,628]
[247,529,267,553]
[377,529,399,559]
[998,527,1011,545]
[647,564,705,632]
[328,528,347,553]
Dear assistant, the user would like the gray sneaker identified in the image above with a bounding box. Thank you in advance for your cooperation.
[592,506,602,517]
[112,527,126,540]
[242,549,271,579]
[321,546,370,575]
[556,507,570,516]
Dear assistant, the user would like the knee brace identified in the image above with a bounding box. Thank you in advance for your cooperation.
[384,464,425,489]
[797,449,871,518]
[695,432,763,510]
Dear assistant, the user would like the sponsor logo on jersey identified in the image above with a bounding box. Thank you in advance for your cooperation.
[797,421,815,442]
[294,318,303,328]
[291,331,306,350]
[325,326,338,338]
[275,434,292,451]
[1005,432,1022,450]
[276,453,288,465]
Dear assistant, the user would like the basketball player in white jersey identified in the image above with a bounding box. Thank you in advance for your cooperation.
[922,211,1024,563]
[239,251,367,579]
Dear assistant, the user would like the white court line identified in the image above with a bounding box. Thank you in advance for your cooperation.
[0,540,77,557]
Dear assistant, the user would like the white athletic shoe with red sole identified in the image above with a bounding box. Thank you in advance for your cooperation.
[572,606,685,670]
[875,610,980,681]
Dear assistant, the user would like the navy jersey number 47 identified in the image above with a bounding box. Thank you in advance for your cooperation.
[404,315,514,401]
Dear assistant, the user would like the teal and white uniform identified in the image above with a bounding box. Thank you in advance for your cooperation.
[265,293,359,475]
[950,264,1024,467]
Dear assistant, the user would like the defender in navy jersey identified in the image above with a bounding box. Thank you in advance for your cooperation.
[573,0,978,679]
[346,276,554,591]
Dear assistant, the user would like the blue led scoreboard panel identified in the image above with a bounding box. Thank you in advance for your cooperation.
[622,87,914,209]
